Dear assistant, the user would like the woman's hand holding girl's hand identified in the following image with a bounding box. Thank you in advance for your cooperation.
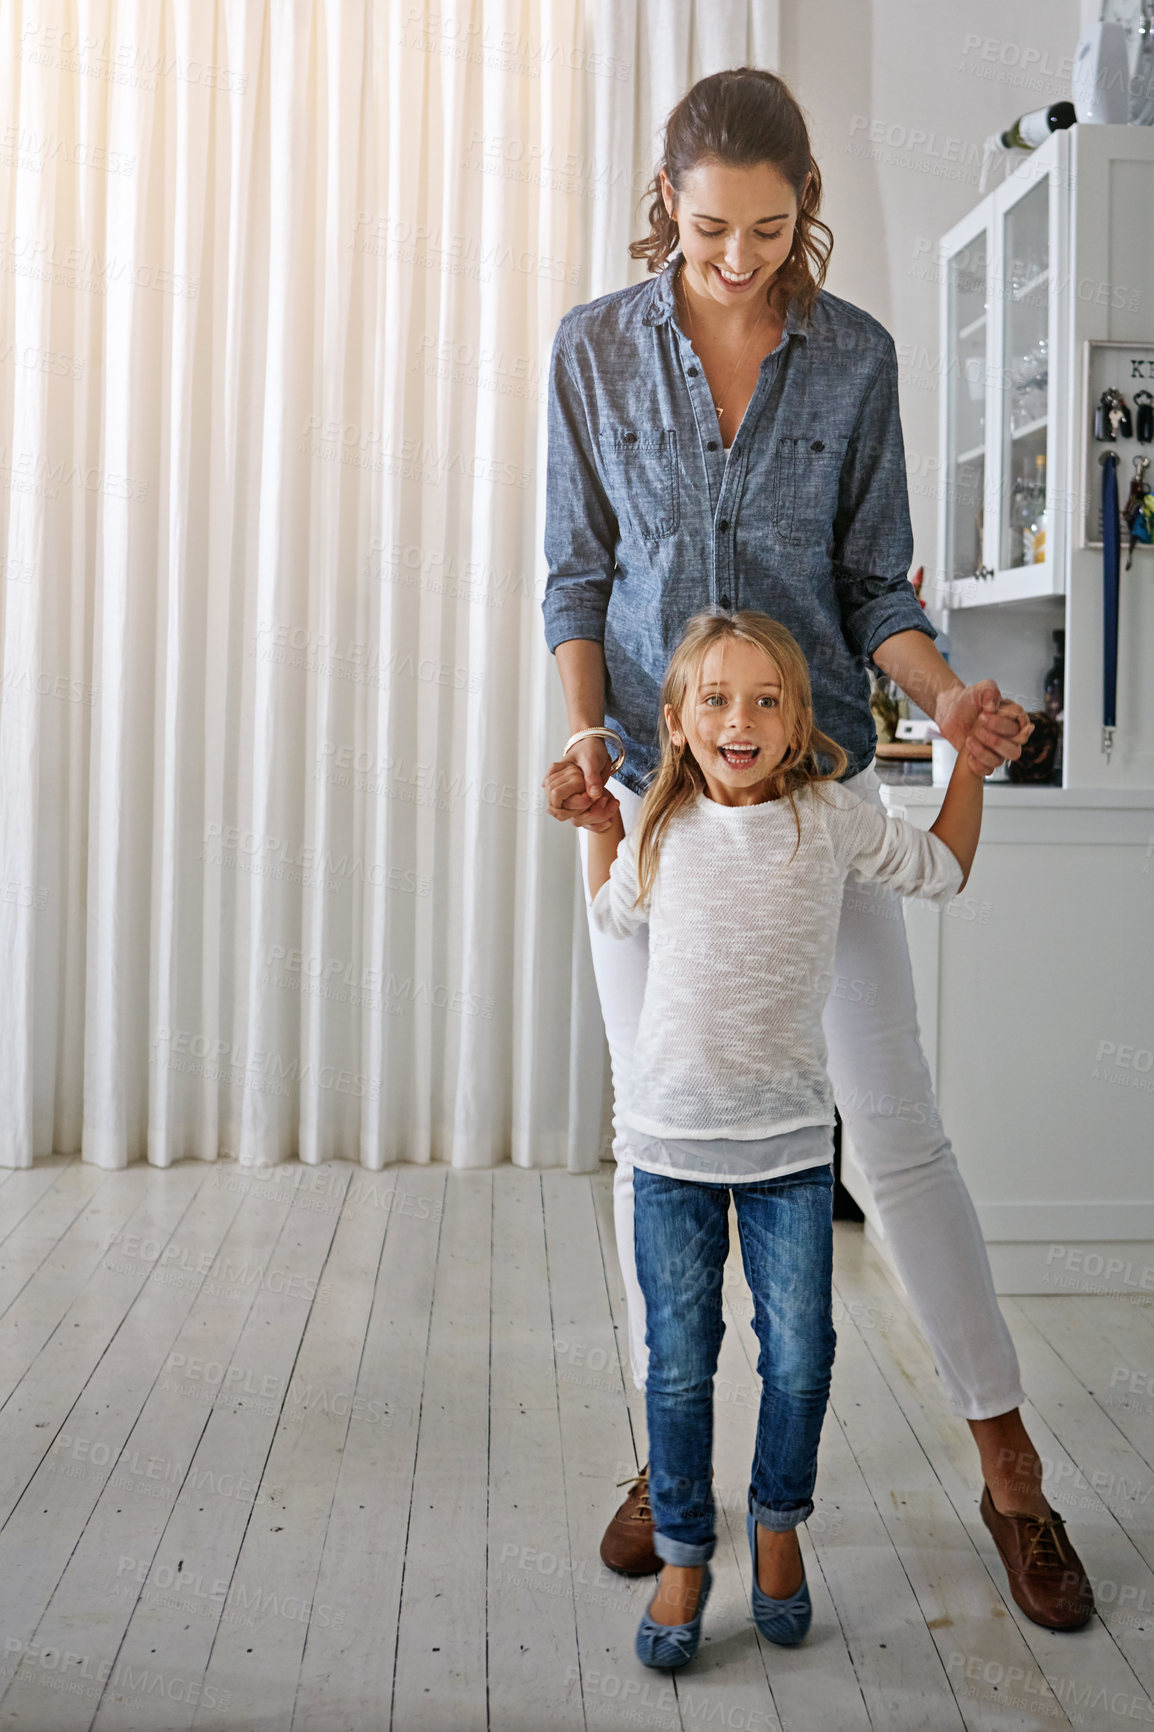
[542,738,621,833]
[935,680,1034,775]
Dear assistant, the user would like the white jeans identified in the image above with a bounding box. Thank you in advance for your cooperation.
[578,767,1025,1422]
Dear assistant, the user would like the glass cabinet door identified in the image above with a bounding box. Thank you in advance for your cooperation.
[999,177,1050,572]
[945,233,989,586]
[938,128,1067,611]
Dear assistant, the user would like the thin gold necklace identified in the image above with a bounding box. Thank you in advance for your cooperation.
[678,259,770,423]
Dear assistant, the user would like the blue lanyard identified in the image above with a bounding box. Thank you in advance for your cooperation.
[1101,451,1120,762]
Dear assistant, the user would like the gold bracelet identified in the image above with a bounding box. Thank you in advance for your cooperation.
[564,726,626,776]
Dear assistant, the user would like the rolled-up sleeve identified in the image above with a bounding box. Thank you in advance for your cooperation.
[831,337,937,659]
[542,319,619,653]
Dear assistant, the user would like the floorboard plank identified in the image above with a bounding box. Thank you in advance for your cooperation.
[290,1164,447,1732]
[0,1166,208,1539]
[191,1162,397,1726]
[0,1156,89,1274]
[0,1168,170,1437]
[483,1171,586,1732]
[390,1170,493,1732]
[84,1167,350,1732]
[0,1164,240,1727]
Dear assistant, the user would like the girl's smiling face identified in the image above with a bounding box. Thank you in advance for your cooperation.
[665,637,792,806]
[661,158,807,311]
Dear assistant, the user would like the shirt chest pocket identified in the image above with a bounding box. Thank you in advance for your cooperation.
[773,434,849,549]
[599,427,680,541]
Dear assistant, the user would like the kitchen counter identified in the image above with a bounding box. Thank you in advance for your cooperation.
[880,781,1154,809]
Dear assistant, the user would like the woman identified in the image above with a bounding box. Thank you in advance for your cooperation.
[540,68,1093,1632]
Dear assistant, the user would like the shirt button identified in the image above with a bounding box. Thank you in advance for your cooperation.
[811,439,825,451]
[687,366,699,377]
[624,432,637,444]
[706,439,718,451]
[718,519,729,533]
[720,595,732,609]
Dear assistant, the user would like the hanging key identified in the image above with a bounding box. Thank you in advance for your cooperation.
[1136,389,1154,443]
[1123,455,1151,567]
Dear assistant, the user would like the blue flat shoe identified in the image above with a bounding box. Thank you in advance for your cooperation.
[635,1564,713,1670]
[746,1512,812,1645]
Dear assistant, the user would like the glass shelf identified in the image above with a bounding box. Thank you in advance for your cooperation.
[1000,179,1050,573]
[1011,267,1050,301]
[939,139,1065,611]
[944,234,988,588]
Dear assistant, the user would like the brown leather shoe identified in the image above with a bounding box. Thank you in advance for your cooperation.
[980,1485,1095,1630]
[600,1465,659,1575]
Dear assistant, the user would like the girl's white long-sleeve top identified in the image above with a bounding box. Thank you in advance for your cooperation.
[590,781,963,1141]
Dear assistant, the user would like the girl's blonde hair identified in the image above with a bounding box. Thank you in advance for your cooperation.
[631,610,848,910]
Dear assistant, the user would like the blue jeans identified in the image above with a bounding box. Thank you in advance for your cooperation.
[632,1163,837,1567]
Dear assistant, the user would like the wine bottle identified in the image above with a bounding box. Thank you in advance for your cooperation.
[1030,453,1048,564]
[1000,101,1077,151]
[1044,627,1064,782]
[1043,629,1064,721]
[1009,469,1033,565]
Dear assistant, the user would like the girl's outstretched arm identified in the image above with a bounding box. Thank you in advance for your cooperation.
[586,807,625,901]
[929,749,985,892]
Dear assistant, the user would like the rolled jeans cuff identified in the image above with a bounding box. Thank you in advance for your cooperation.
[750,1495,812,1533]
[654,1531,717,1568]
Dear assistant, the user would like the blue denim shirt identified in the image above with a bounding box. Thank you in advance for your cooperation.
[542,252,935,794]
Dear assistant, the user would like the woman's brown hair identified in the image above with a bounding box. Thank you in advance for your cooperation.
[629,610,848,911]
[629,67,832,324]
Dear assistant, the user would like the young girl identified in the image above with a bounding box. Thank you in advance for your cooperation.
[572,607,984,1671]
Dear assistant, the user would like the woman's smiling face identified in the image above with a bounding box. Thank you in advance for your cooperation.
[660,157,807,310]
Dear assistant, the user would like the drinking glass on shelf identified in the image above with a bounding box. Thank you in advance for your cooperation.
[1009,333,1047,431]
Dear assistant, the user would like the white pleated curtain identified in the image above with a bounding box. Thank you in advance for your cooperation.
[0,0,777,1170]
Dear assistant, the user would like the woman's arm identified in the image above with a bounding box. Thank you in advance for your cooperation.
[872,629,1033,774]
[541,318,625,831]
[556,638,608,740]
[929,744,985,891]
[542,640,621,830]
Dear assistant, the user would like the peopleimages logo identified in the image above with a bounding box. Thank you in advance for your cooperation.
[398,6,632,81]
[0,230,197,298]
[262,949,497,1020]
[18,19,248,93]
[150,1026,385,1100]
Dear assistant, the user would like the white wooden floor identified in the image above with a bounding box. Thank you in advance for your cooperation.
[1,1157,1153,1732]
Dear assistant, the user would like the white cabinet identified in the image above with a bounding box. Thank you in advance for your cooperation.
[840,785,1154,1296]
[940,136,1068,610]
[937,125,1154,793]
